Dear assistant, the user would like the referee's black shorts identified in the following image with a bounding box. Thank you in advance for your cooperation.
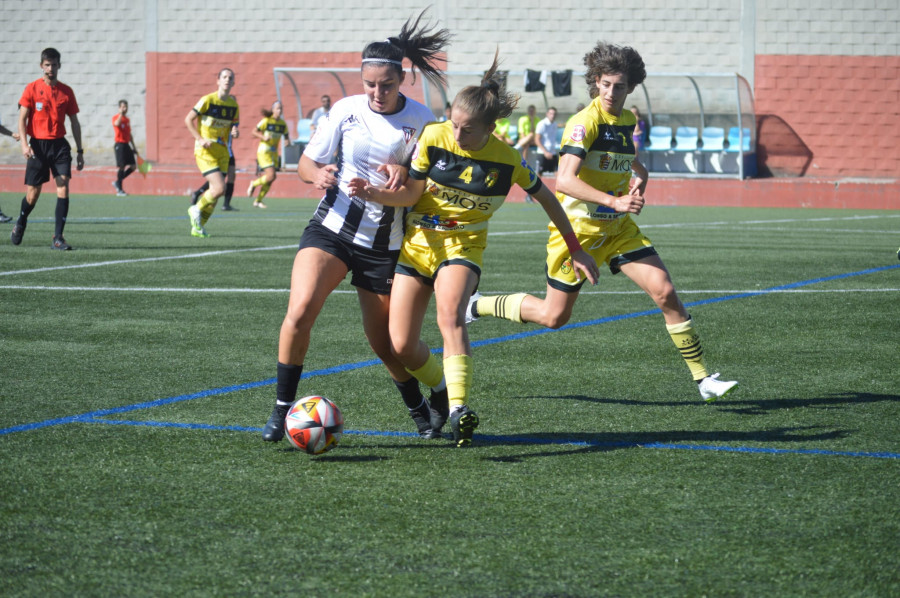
[114,142,135,168]
[24,138,72,186]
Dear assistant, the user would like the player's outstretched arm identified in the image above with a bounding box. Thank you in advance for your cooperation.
[346,172,424,207]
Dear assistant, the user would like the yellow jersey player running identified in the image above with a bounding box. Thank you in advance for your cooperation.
[185,68,239,237]
[469,42,738,402]
[247,100,289,208]
[349,53,599,446]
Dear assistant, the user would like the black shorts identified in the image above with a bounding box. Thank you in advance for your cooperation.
[24,138,72,186]
[538,154,559,174]
[114,142,135,167]
[298,220,400,295]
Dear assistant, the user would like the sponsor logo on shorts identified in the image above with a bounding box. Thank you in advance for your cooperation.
[415,214,463,231]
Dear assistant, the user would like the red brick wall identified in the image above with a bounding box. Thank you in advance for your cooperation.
[755,55,900,178]
[145,52,435,169]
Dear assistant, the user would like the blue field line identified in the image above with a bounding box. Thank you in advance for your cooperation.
[60,420,900,460]
[3,264,898,456]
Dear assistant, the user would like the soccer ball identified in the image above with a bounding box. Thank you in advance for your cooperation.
[284,396,344,455]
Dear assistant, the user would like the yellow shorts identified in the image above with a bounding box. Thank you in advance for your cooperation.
[546,215,657,291]
[396,227,485,283]
[257,149,278,170]
[195,143,230,176]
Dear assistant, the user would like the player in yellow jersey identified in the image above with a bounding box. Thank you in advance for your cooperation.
[469,42,738,402]
[349,53,599,446]
[185,68,239,237]
[247,100,289,208]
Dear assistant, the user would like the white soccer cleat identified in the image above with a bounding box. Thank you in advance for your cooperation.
[699,373,737,402]
[465,291,482,324]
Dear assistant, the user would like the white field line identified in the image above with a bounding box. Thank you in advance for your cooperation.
[0,244,296,277]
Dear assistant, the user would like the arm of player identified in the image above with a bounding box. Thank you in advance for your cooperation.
[530,183,600,285]
[18,105,32,158]
[557,153,644,215]
[630,157,648,196]
[298,153,338,190]
[70,114,84,171]
[185,110,210,148]
[346,170,424,207]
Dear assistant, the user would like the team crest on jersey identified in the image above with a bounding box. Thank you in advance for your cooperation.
[571,125,586,142]
[412,142,420,161]
[403,126,416,143]
[35,102,44,111]
[485,169,499,189]
[427,181,440,195]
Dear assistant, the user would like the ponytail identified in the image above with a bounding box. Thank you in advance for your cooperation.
[361,9,452,88]
[451,49,519,127]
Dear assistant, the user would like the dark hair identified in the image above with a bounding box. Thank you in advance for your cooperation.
[583,42,646,98]
[41,47,61,64]
[118,99,128,106]
[451,50,519,128]
[218,67,234,79]
[361,9,451,88]
[261,100,282,118]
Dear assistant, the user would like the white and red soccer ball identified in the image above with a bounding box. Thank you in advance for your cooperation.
[284,396,344,455]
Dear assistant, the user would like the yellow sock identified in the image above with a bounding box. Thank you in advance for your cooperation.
[197,191,218,225]
[257,181,272,201]
[444,354,473,410]
[253,175,267,188]
[406,352,444,388]
[666,318,709,381]
[476,293,527,323]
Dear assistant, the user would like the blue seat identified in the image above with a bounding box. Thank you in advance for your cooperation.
[648,126,672,150]
[296,118,313,144]
[726,127,752,152]
[700,127,725,151]
[674,126,698,151]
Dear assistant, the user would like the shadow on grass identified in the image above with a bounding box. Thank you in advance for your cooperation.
[512,391,900,415]
[479,426,850,462]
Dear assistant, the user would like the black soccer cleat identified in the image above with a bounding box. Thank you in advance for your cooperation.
[449,406,479,448]
[262,404,290,442]
[410,400,440,439]
[52,236,72,251]
[11,222,25,245]
[429,388,449,434]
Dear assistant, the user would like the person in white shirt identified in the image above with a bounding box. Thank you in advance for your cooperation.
[535,106,559,174]
[308,94,332,136]
[261,11,453,444]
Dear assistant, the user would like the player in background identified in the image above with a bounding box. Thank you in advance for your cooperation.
[468,42,738,402]
[0,118,21,223]
[13,47,83,250]
[185,68,239,237]
[348,52,600,446]
[260,11,453,443]
[189,132,238,211]
[112,99,139,196]
[247,100,289,208]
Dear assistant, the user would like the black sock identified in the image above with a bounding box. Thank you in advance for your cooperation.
[122,165,135,180]
[276,362,303,407]
[393,377,425,410]
[19,197,35,223]
[54,196,69,238]
[224,182,234,206]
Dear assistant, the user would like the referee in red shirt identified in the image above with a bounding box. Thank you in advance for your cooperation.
[13,47,84,250]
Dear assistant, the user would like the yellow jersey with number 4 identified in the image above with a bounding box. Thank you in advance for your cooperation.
[407,120,542,238]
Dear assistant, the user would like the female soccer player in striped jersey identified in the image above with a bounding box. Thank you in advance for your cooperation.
[348,53,600,446]
[469,42,738,402]
[261,11,453,443]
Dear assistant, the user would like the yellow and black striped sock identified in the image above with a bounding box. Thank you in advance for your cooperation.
[666,318,709,381]
[197,191,217,225]
[476,293,528,323]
